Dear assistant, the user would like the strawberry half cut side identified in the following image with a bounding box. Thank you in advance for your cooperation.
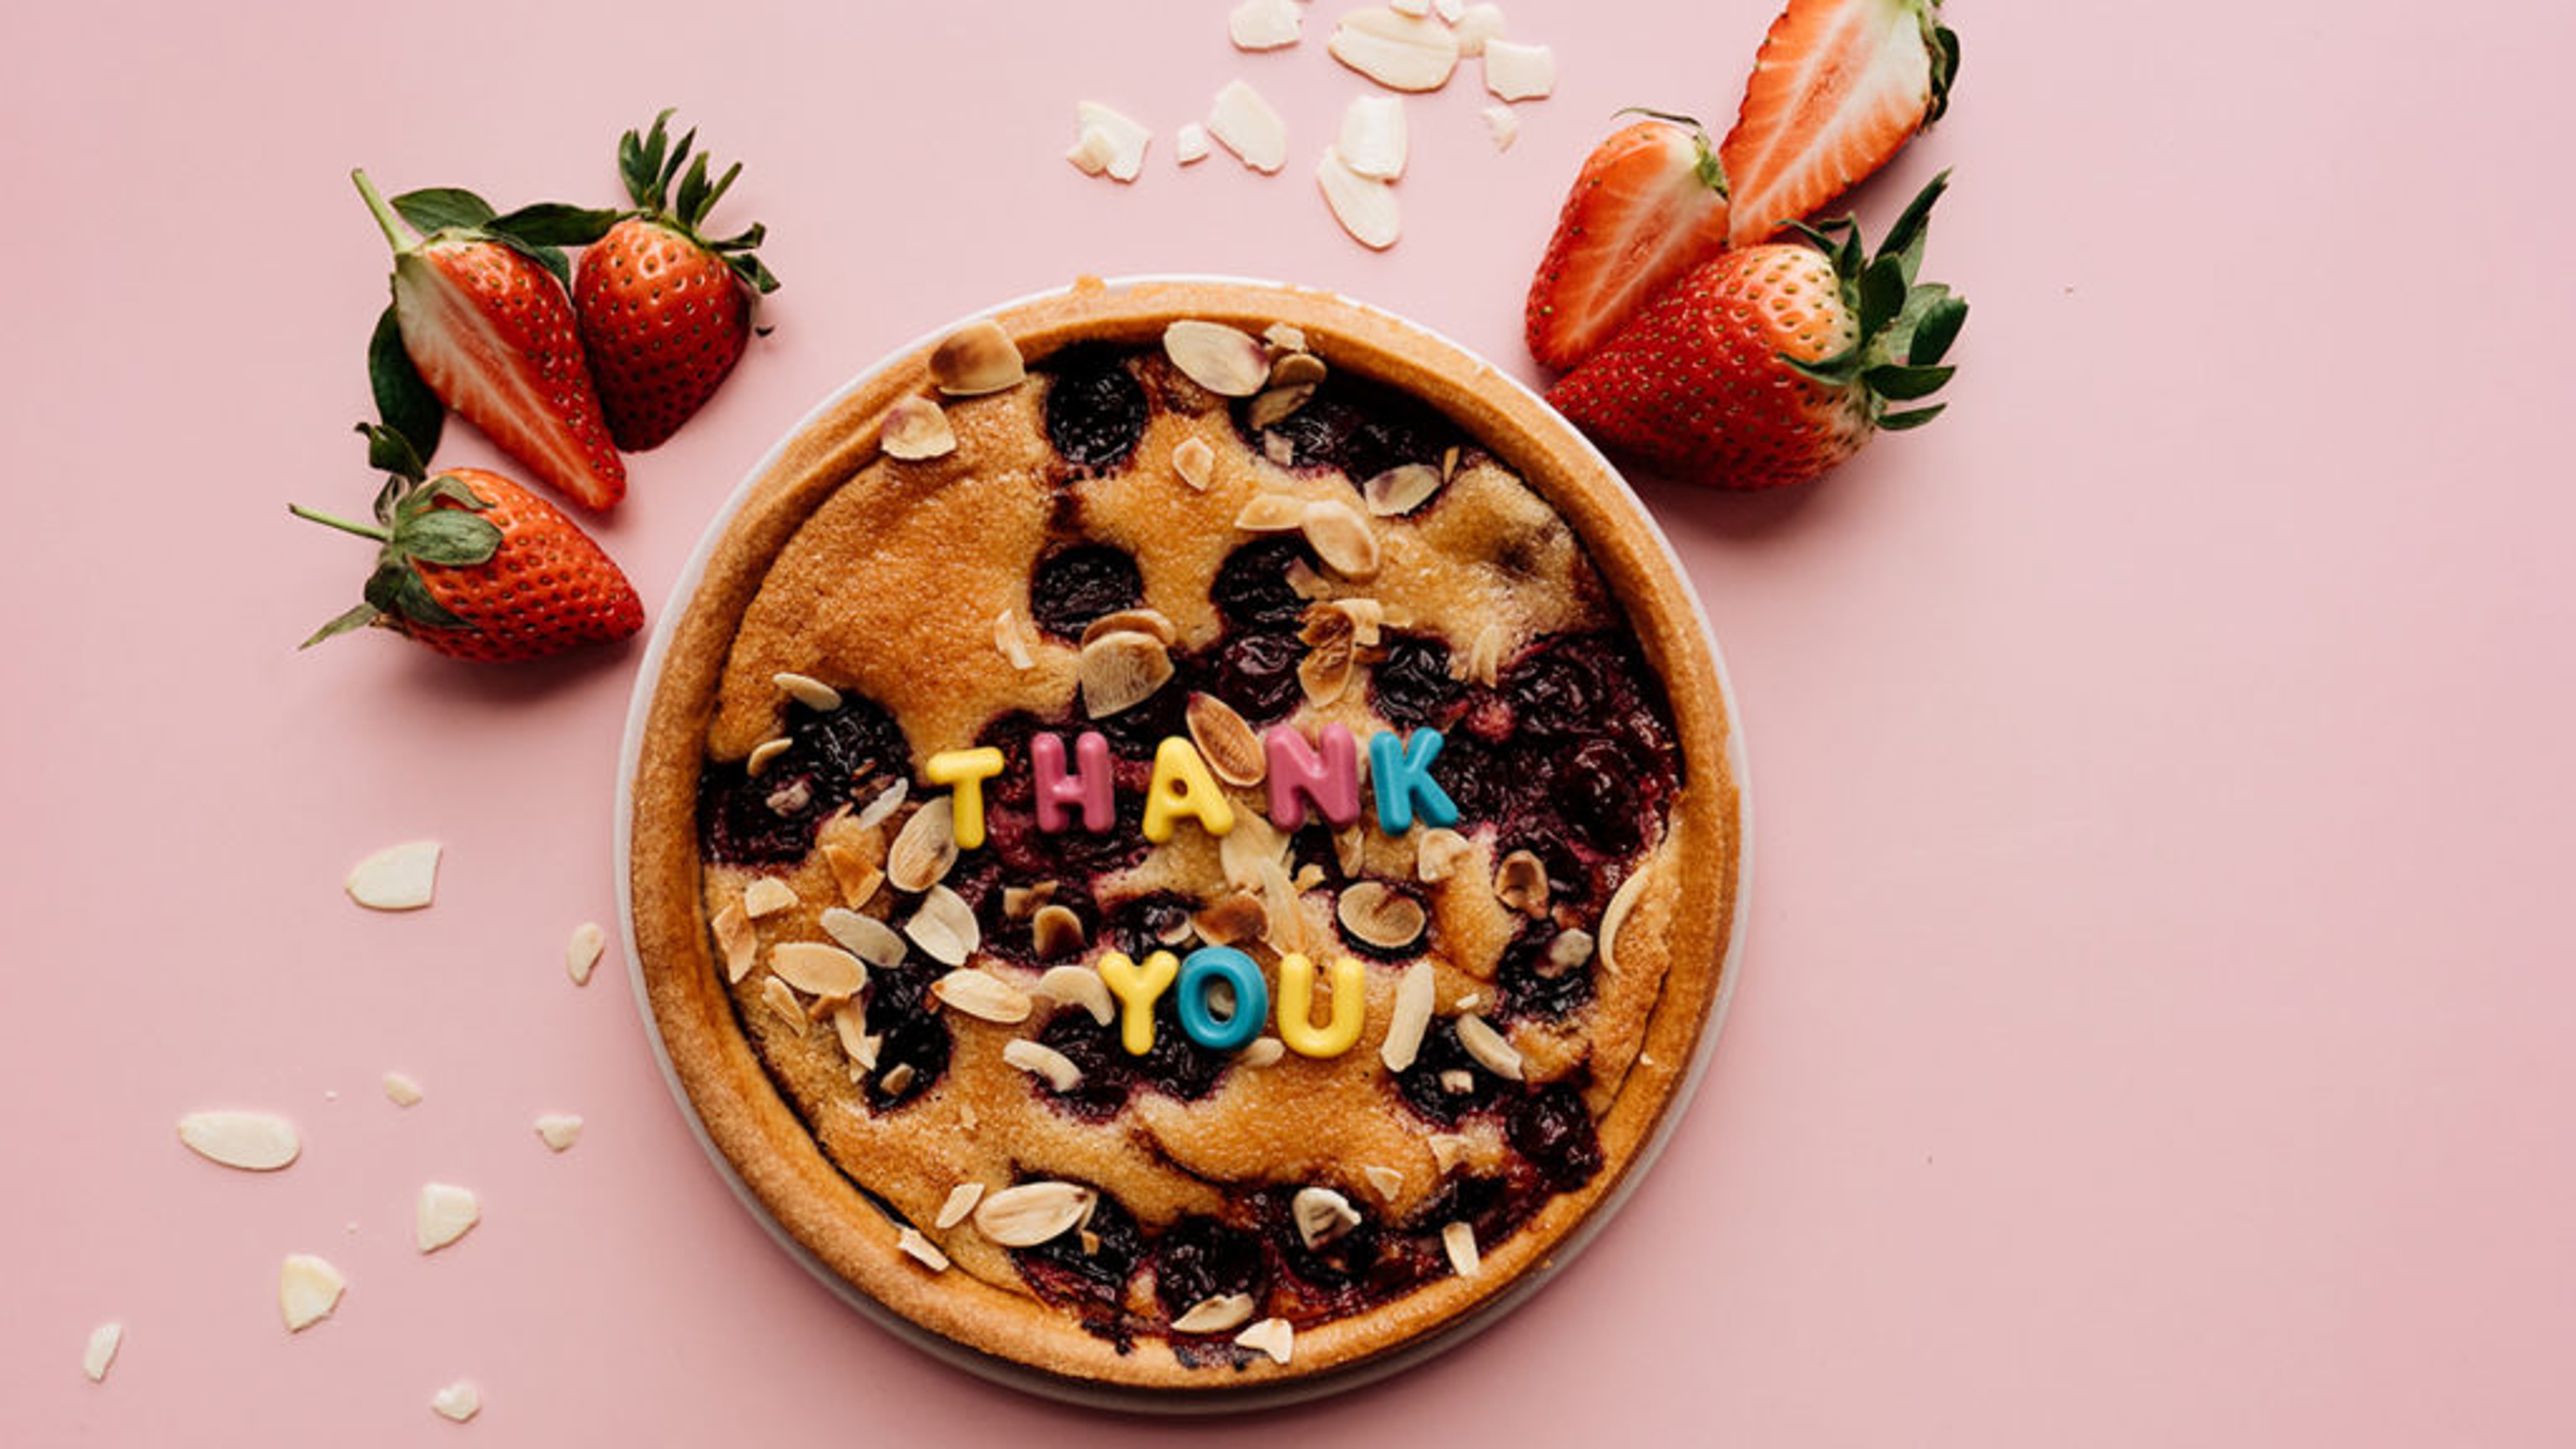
[1523,113,1732,373]
[1720,0,1959,247]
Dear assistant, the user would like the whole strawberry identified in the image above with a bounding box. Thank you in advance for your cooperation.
[575,110,780,451]
[294,425,643,661]
[354,170,628,511]
[1547,172,1967,490]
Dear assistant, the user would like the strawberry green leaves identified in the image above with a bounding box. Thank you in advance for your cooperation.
[292,424,502,647]
[368,305,443,459]
[612,109,780,295]
[1780,170,1967,431]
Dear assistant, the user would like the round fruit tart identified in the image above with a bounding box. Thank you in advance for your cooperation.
[625,278,1743,1400]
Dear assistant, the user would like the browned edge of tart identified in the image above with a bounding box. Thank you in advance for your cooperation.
[627,278,1742,1397]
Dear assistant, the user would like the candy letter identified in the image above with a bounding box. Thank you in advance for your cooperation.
[1175,947,1270,1052]
[1142,737,1237,843]
[924,747,1006,849]
[1368,728,1458,835]
[1275,953,1366,1058]
[1032,731,1115,833]
[1098,950,1179,1055]
[1265,722,1361,828]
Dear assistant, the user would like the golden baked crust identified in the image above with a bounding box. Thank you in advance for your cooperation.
[629,279,1740,1399]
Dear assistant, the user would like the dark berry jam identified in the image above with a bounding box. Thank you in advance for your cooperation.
[1234,374,1464,486]
[1041,344,1150,475]
[1507,1079,1605,1191]
[698,694,914,866]
[1029,543,1143,641]
[1152,1216,1270,1323]
[1392,1019,1509,1127]
[859,963,950,1111]
[1012,1183,1144,1305]
[1368,631,1464,729]
[1189,626,1305,724]
[1208,536,1318,628]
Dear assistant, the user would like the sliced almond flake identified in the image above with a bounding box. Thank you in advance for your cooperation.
[831,1003,880,1073]
[1237,1036,1287,1069]
[1338,881,1426,952]
[1328,5,1461,91]
[1172,1293,1256,1334]
[1228,0,1303,50]
[1458,992,1487,1012]
[1435,0,1464,20]
[1285,557,1332,600]
[1362,1165,1405,1203]
[1205,78,1289,174]
[1415,827,1473,883]
[742,876,799,919]
[1175,121,1211,165]
[936,1182,985,1231]
[1442,1220,1483,1277]
[1173,436,1216,490]
[905,884,981,967]
[820,907,907,968]
[931,967,1032,1024]
[1002,1038,1083,1091]
[1361,462,1442,516]
[973,1181,1095,1247]
[414,1183,480,1254]
[1291,1186,1362,1248]
[745,736,793,778]
[1263,431,1297,466]
[564,920,607,986]
[345,840,439,911]
[1234,1316,1295,1366]
[764,777,812,816]
[896,1226,951,1272]
[1483,103,1520,151]
[430,1382,482,1424]
[773,672,843,711]
[1185,693,1266,788]
[879,1062,917,1095]
[1079,629,1175,718]
[1193,890,1268,947]
[1466,622,1509,687]
[1030,903,1087,959]
[1302,497,1383,576]
[887,796,960,894]
[1164,318,1273,396]
[1453,1,1506,55]
[1234,492,1309,532]
[1035,965,1116,1026]
[1258,856,1311,955]
[278,1253,345,1332]
[771,941,867,998]
[1495,849,1550,916]
[1065,124,1117,177]
[1298,642,1354,708]
[1248,381,1316,429]
[1381,961,1437,1072]
[1263,323,1310,353]
[1441,1068,1474,1093]
[1338,95,1409,179]
[712,902,757,983]
[1293,863,1326,892]
[1456,1013,1525,1080]
[1599,863,1654,976]
[1316,147,1401,250]
[929,320,1024,396]
[1080,607,1177,648]
[1428,1132,1470,1171]
[382,1072,424,1108]
[881,396,958,460]
[1074,101,1152,182]
[991,608,1036,671]
[761,976,806,1027]
[1271,350,1328,389]
[1543,927,1596,977]
[83,1322,122,1383]
[854,777,909,830]
[177,1111,301,1172]
[536,1113,585,1152]
[1392,0,1432,14]
[1482,39,1555,101]
[1220,811,1287,890]
[1004,880,1059,917]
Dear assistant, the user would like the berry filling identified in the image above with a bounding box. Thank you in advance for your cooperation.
[859,963,951,1112]
[1041,344,1150,476]
[1368,630,1464,729]
[1029,543,1144,641]
[1209,537,1319,629]
[1234,374,1465,486]
[1012,1181,1145,1307]
[1152,1216,1271,1324]
[698,694,914,866]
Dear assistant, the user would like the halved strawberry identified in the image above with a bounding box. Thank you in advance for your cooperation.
[1523,114,1731,373]
[1720,0,1959,246]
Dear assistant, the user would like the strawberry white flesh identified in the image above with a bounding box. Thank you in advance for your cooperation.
[393,248,623,511]
[1523,119,1731,372]
[1722,0,1939,246]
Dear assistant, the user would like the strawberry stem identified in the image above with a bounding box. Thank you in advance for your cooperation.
[351,168,422,256]
[288,502,391,543]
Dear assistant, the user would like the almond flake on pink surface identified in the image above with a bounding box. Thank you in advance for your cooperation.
[1175,121,1212,165]
[1434,0,1464,20]
[565,921,606,986]
[1391,0,1432,13]
[1338,95,1408,178]
[1206,78,1289,173]
[1066,125,1118,177]
[382,1072,425,1108]
[897,1227,951,1272]
[1452,2,1505,55]
[1317,145,1403,251]
[415,1183,480,1253]
[83,1322,122,1383]
[1328,6,1460,91]
[1483,103,1519,151]
[1073,101,1152,182]
[1234,1316,1295,1365]
[430,1381,481,1423]
[345,840,439,911]
[936,1181,986,1230]
[177,1110,301,1172]
[278,1253,345,1332]
[534,1114,584,1152]
[1481,39,1554,101]
[1228,0,1303,50]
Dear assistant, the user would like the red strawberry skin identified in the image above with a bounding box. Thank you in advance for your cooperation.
[1548,246,1871,490]
[575,217,752,451]
[1524,117,1731,372]
[401,468,641,659]
[1721,0,1955,246]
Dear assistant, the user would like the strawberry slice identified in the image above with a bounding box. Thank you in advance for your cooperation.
[353,170,626,512]
[1719,0,1959,247]
[1523,115,1731,373]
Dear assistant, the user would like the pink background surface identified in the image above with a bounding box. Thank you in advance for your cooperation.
[7,1,2574,1442]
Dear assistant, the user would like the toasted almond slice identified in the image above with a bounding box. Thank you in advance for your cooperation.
[1248,381,1317,429]
[1293,863,1327,892]
[1362,462,1443,516]
[973,1181,1095,1247]
[830,1000,879,1067]
[712,902,757,983]
[1165,318,1273,396]
[1258,856,1311,955]
[742,876,799,919]
[1465,621,1509,687]
[1599,863,1654,975]
[1415,827,1474,883]
[1292,1186,1362,1248]
[1030,903,1087,959]
[930,320,1025,396]
[1483,102,1520,151]
[905,884,980,967]
[1186,693,1266,788]
[932,967,1032,1024]
[1206,78,1289,173]
[178,1110,301,1171]
[1175,121,1212,164]
[1220,810,1287,890]
[1338,95,1409,179]
[880,396,957,460]
[531,1112,580,1151]
[1173,435,1217,490]
[821,907,906,969]
[854,777,909,830]
[1172,1293,1257,1334]
[1316,147,1401,250]
[1392,0,1431,12]
[429,1381,481,1423]
[1298,639,1354,707]
[415,1183,480,1254]
[745,736,792,778]
[1440,1068,1474,1093]
[1543,927,1596,977]
[1074,101,1152,182]
[565,920,606,986]
[1482,39,1555,101]
[1079,629,1175,718]
[765,777,813,816]
[382,1071,424,1108]
[1428,1132,1470,1171]
[1234,1316,1295,1366]
[936,1182,985,1230]
[1193,890,1268,947]
[1003,1038,1083,1091]
[83,1322,121,1383]
[1265,325,1311,355]
[773,671,844,711]
[1495,849,1550,916]
[1456,1012,1525,1079]
[1362,1164,1406,1203]
[1263,431,1296,466]
[771,941,867,998]
[1381,961,1437,1072]
[1237,1035,1287,1068]
[1334,824,1368,873]
[1328,5,1460,91]
[890,1226,949,1272]
[1303,497,1383,576]
[1456,990,1483,1010]
[345,840,439,911]
[1065,123,1117,177]
[1270,350,1328,390]
[1080,607,1177,648]
[991,608,1035,671]
[888,796,961,893]
[1443,1220,1483,1277]
[1234,492,1309,532]
[279,1254,345,1332]
[879,1062,917,1095]
[1338,881,1427,953]
[761,975,806,1026]
[1004,880,1059,917]
[1228,0,1303,49]
[1034,965,1116,1026]
[1453,1,1506,54]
